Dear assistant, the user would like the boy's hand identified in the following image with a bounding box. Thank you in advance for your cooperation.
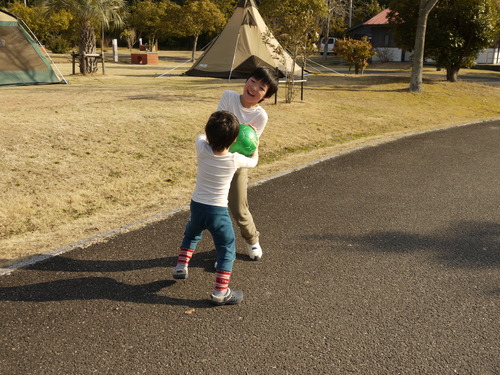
[246,123,257,133]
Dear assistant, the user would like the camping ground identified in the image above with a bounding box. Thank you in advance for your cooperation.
[1,50,499,269]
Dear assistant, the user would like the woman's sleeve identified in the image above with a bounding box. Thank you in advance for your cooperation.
[216,91,229,111]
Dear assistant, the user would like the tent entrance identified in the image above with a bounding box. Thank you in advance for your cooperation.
[0,10,67,87]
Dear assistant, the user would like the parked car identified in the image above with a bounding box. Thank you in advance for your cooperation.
[319,37,336,55]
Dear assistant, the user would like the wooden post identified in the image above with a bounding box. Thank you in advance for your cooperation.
[301,65,304,101]
[71,53,77,75]
[82,55,86,74]
[101,53,105,74]
[274,67,279,104]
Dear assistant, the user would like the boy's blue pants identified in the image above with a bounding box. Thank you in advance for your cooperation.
[181,200,236,272]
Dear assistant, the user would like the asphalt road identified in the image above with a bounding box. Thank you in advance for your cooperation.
[1,120,499,375]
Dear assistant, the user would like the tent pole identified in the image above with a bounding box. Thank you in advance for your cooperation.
[228,33,241,81]
[157,36,217,78]
[156,59,192,78]
[306,58,344,75]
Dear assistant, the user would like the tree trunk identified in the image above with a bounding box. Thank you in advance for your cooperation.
[409,0,439,93]
[446,66,459,82]
[322,1,331,61]
[79,20,97,75]
[285,56,297,103]
[191,35,199,63]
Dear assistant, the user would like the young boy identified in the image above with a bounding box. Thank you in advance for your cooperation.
[217,67,279,261]
[172,111,259,306]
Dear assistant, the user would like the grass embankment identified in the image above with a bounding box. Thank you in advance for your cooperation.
[1,51,499,267]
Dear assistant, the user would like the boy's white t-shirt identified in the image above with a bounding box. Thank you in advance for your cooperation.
[192,134,258,207]
[217,90,268,137]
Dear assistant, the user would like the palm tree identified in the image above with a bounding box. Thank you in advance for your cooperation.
[45,0,126,74]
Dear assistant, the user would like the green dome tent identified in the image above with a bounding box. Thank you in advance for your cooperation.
[0,9,66,87]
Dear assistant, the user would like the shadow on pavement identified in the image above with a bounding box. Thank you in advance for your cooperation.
[0,247,253,306]
[25,255,173,273]
[0,277,218,308]
[23,246,249,273]
[0,278,183,304]
[301,220,500,268]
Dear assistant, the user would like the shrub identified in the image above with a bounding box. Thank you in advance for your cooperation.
[46,34,73,53]
[335,36,377,74]
[373,47,394,63]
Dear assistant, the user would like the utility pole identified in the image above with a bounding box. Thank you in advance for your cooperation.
[348,0,353,28]
[323,0,332,61]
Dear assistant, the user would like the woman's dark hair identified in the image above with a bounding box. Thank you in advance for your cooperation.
[248,67,279,100]
[205,111,240,152]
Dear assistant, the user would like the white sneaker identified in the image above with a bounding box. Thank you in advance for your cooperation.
[247,242,262,260]
[210,288,244,305]
[172,265,188,279]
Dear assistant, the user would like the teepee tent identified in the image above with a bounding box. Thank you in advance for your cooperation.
[185,0,300,79]
[0,9,66,87]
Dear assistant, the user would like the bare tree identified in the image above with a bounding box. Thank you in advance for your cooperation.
[321,0,349,60]
[409,0,439,92]
[261,0,327,103]
[181,0,225,62]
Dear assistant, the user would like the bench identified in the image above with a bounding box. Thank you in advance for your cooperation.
[71,52,105,74]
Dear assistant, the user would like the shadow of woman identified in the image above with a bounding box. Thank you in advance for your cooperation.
[26,248,218,274]
[0,277,213,308]
[27,256,174,273]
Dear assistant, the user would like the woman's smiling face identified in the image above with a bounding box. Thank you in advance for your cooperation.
[241,77,270,108]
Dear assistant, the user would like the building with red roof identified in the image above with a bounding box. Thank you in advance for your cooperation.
[346,9,396,50]
[363,8,393,26]
[345,8,499,64]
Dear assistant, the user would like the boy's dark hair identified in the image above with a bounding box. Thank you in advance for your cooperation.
[248,67,279,100]
[205,111,240,152]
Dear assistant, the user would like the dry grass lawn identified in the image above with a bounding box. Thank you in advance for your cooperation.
[1,50,499,268]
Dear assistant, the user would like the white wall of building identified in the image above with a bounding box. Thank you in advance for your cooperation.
[372,47,500,65]
[476,47,500,64]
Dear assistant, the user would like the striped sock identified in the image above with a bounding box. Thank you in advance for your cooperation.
[176,248,194,269]
[214,270,231,295]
